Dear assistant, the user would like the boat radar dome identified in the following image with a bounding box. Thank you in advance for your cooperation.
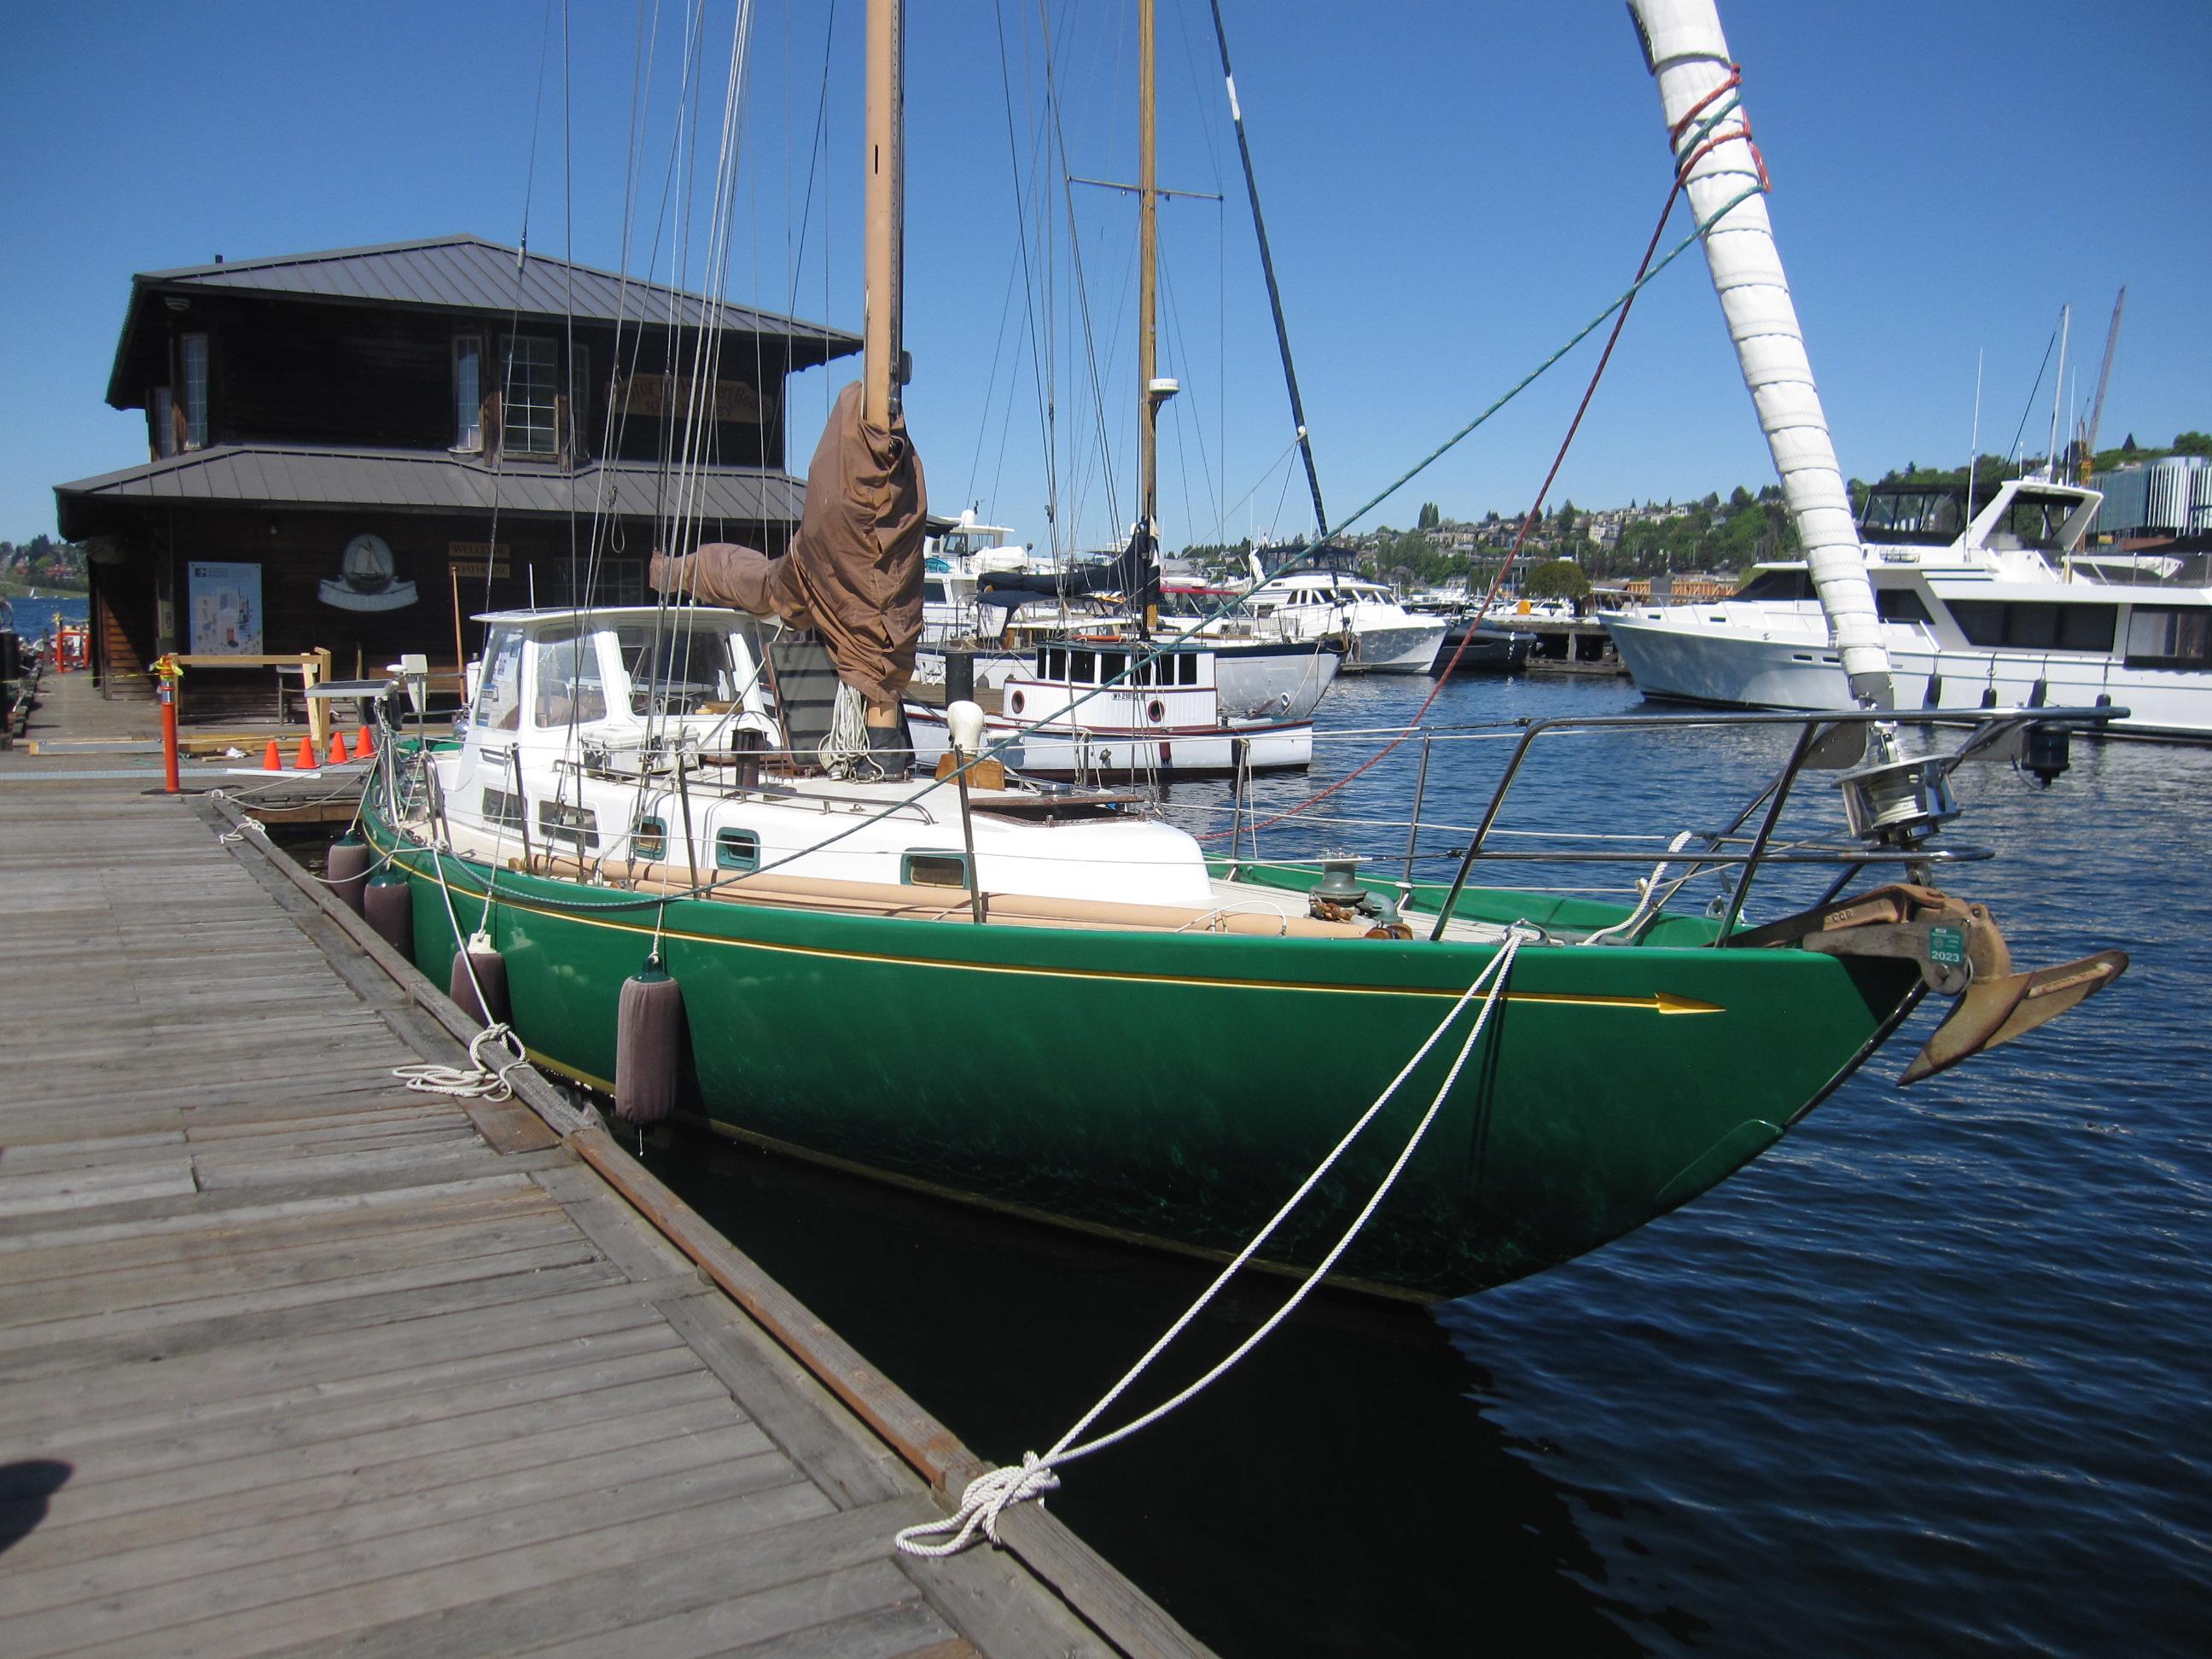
[946,700,987,754]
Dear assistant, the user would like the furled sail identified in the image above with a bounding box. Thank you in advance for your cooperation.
[650,380,928,705]
[1628,0,1895,707]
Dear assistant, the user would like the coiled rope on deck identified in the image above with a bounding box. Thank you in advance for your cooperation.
[894,926,1536,1557]
[393,1023,532,1102]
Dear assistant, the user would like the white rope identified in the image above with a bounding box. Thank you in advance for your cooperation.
[394,1023,531,1101]
[818,680,874,779]
[895,927,1536,1557]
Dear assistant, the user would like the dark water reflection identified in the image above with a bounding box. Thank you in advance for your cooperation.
[646,674,2212,1655]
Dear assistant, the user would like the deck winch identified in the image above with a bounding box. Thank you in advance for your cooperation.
[1307,856,1413,937]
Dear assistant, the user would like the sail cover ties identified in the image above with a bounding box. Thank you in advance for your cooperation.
[649,380,928,705]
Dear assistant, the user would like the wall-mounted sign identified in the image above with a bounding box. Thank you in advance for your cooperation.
[188,561,262,655]
[610,373,765,423]
[447,541,513,581]
[319,533,419,611]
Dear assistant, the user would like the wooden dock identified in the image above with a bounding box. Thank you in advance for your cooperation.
[0,763,1206,1656]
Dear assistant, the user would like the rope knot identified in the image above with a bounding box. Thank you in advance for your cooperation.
[894,1452,1062,1558]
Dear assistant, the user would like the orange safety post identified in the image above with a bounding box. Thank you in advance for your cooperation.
[329,729,351,765]
[263,738,284,772]
[356,725,376,758]
[154,656,183,793]
[294,733,317,771]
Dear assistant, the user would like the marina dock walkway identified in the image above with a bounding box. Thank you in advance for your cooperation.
[0,758,1204,1656]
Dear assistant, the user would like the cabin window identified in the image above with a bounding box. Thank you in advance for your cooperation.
[1098,650,1126,684]
[501,336,558,457]
[1068,649,1096,683]
[2124,608,2211,670]
[452,335,483,450]
[1949,601,2116,653]
[179,335,208,449]
[480,787,525,829]
[619,621,735,715]
[1178,653,1197,685]
[152,387,177,458]
[901,849,969,888]
[474,626,527,731]
[531,628,608,727]
[1733,569,1813,602]
[632,817,667,859]
[1046,646,1067,678]
[923,579,949,604]
[714,829,760,871]
[1875,588,1933,623]
[536,799,598,849]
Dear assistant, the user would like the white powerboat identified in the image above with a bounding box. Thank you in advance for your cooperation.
[1169,564,1447,675]
[1605,475,2212,741]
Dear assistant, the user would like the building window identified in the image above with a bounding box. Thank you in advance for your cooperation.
[180,335,209,449]
[565,344,591,461]
[501,336,557,457]
[152,387,177,458]
[453,335,482,451]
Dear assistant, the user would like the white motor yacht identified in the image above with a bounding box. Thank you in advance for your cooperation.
[1170,564,1448,674]
[1605,476,2212,741]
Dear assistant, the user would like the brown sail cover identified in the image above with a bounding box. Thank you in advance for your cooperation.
[649,380,927,704]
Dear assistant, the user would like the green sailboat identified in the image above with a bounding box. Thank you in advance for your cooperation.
[355,0,2126,1301]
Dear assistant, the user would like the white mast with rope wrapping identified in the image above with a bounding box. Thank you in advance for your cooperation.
[1627,0,1894,710]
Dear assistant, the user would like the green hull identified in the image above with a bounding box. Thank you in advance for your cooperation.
[367,815,1916,1298]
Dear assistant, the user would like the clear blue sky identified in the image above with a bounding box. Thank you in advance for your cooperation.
[3,1,2206,552]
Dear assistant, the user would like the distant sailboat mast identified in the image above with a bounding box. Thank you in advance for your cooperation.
[1627,0,1894,709]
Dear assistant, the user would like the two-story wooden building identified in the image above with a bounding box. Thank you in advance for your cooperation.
[55,234,859,703]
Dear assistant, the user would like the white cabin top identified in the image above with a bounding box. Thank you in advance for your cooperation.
[463,605,778,754]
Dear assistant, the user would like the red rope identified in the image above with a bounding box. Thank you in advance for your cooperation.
[1202,178,1694,845]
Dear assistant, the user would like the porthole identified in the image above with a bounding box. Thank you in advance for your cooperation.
[902,849,969,888]
[1145,698,1166,725]
[1010,690,1026,714]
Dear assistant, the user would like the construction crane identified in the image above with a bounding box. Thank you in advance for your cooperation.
[2079,287,2127,483]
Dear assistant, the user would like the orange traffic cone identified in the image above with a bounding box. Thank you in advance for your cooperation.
[356,725,376,758]
[329,729,351,764]
[294,734,317,770]
[263,738,283,772]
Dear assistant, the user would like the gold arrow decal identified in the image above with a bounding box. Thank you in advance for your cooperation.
[1506,989,1726,1015]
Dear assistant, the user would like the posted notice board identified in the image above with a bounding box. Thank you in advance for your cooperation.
[188,562,263,655]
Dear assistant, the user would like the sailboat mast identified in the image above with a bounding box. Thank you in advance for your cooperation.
[1138,0,1161,629]
[864,0,905,427]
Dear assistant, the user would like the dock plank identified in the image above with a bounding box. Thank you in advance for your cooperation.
[0,768,1203,1656]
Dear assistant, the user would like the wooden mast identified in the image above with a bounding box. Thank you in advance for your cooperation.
[864,0,904,429]
[1137,0,1160,631]
[862,0,904,732]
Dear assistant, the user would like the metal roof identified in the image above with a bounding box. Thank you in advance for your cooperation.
[106,235,859,407]
[136,235,857,343]
[55,445,806,538]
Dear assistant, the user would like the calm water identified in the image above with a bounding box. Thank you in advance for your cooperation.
[4,593,89,643]
[643,672,2212,1655]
